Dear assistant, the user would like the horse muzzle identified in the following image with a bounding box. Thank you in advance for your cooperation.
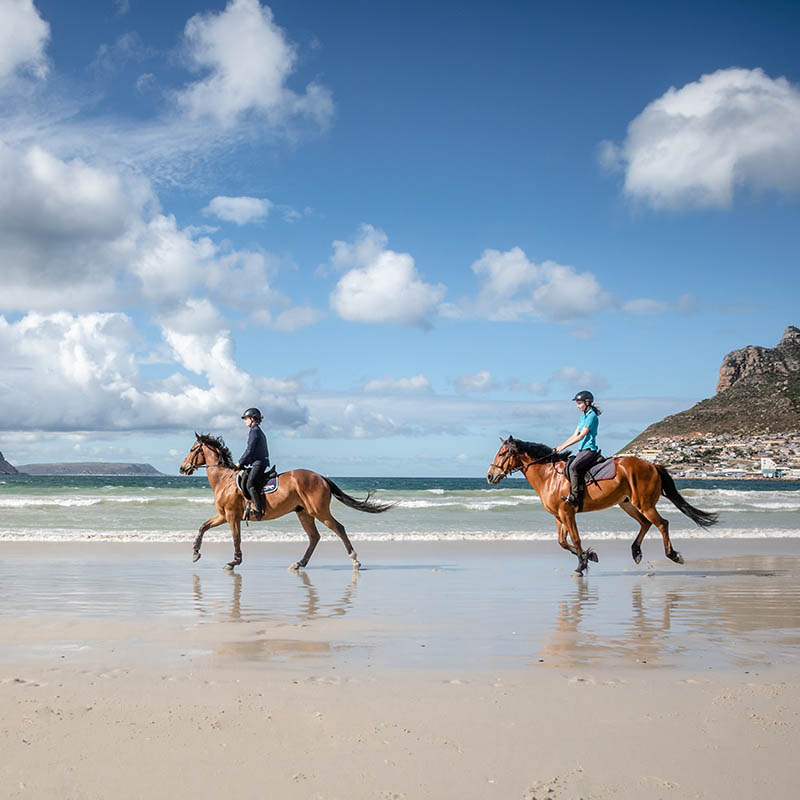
[486,467,503,485]
[179,464,195,475]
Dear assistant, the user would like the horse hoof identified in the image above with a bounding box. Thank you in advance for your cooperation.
[289,562,302,571]
[668,550,684,565]
[352,560,361,571]
[632,547,642,564]
[224,562,235,571]
[587,550,599,563]
[192,551,201,563]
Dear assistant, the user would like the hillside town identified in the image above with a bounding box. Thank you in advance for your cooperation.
[619,432,800,479]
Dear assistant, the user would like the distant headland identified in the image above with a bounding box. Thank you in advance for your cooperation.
[10,462,165,477]
[622,325,800,478]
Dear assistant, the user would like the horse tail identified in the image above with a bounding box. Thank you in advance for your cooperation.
[325,478,395,514]
[656,465,719,529]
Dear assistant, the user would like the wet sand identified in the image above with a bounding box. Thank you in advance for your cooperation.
[1,538,799,798]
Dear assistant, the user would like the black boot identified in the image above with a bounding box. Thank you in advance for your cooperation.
[562,485,584,511]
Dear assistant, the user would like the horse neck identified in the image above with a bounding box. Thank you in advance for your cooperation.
[517,457,552,493]
[201,448,233,490]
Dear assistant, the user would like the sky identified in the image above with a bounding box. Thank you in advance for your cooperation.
[0,0,798,476]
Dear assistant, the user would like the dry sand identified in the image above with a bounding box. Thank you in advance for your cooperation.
[1,539,799,799]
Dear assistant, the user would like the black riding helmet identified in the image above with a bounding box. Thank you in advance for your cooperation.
[572,390,594,403]
[241,407,263,421]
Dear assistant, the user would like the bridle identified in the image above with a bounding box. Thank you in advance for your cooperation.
[185,442,207,473]
[490,442,561,480]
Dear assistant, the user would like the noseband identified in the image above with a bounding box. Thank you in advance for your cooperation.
[186,444,207,472]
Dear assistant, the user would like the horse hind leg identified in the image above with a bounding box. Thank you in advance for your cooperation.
[641,505,684,564]
[619,499,652,564]
[320,513,361,570]
[291,509,321,571]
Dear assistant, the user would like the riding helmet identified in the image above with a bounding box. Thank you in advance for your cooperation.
[572,390,594,403]
[241,407,263,421]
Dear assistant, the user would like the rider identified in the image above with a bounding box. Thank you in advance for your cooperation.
[235,407,270,521]
[555,390,602,511]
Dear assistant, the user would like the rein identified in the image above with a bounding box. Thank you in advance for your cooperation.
[492,448,559,480]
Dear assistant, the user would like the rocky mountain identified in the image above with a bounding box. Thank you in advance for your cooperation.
[625,325,800,448]
[0,450,20,475]
[16,462,164,476]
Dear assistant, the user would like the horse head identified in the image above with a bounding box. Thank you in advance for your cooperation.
[487,436,523,484]
[179,435,207,474]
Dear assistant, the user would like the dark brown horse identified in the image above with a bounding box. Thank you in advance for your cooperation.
[487,437,718,575]
[180,434,392,570]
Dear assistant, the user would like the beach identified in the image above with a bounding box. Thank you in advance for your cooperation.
[2,538,799,799]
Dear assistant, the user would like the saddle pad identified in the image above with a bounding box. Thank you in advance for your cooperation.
[587,457,617,482]
[236,471,279,496]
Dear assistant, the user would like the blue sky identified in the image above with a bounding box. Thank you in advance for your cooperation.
[0,0,798,475]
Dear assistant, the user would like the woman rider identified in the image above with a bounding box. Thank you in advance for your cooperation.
[555,390,602,511]
[235,407,270,521]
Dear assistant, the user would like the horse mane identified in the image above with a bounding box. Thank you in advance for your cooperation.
[196,433,236,468]
[508,436,571,463]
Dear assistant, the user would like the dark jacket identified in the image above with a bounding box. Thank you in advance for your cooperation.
[239,424,269,466]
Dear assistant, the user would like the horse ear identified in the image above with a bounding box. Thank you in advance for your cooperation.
[194,432,200,441]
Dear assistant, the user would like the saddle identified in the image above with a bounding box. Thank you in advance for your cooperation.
[565,453,617,489]
[235,465,279,497]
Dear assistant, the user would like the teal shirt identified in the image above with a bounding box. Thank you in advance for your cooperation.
[576,409,599,451]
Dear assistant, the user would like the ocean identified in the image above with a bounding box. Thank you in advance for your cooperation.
[1,474,799,543]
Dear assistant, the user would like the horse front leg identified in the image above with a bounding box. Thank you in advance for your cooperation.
[559,508,598,576]
[224,513,243,571]
[193,512,226,563]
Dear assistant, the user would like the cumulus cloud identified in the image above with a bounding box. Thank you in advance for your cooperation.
[0,309,309,433]
[0,140,295,319]
[0,0,50,82]
[330,225,446,329]
[601,67,800,209]
[176,0,333,128]
[203,195,272,224]
[0,141,155,311]
[443,246,613,321]
[363,375,432,394]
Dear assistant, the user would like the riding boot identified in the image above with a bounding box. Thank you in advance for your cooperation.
[562,483,584,511]
[251,493,265,521]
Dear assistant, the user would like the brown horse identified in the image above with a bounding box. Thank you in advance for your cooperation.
[487,437,718,575]
[180,434,393,570]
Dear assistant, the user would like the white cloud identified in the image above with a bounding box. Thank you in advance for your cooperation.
[176,0,333,128]
[363,375,432,394]
[0,141,155,311]
[330,225,446,329]
[456,370,495,394]
[602,67,800,209]
[203,195,272,225]
[0,309,309,433]
[0,0,50,82]
[445,246,613,321]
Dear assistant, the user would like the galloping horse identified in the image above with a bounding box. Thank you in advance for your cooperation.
[180,434,392,570]
[487,437,718,575]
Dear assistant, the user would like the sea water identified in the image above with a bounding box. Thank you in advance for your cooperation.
[1,474,798,543]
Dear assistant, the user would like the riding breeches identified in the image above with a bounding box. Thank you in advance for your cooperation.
[568,449,601,493]
[245,462,267,508]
